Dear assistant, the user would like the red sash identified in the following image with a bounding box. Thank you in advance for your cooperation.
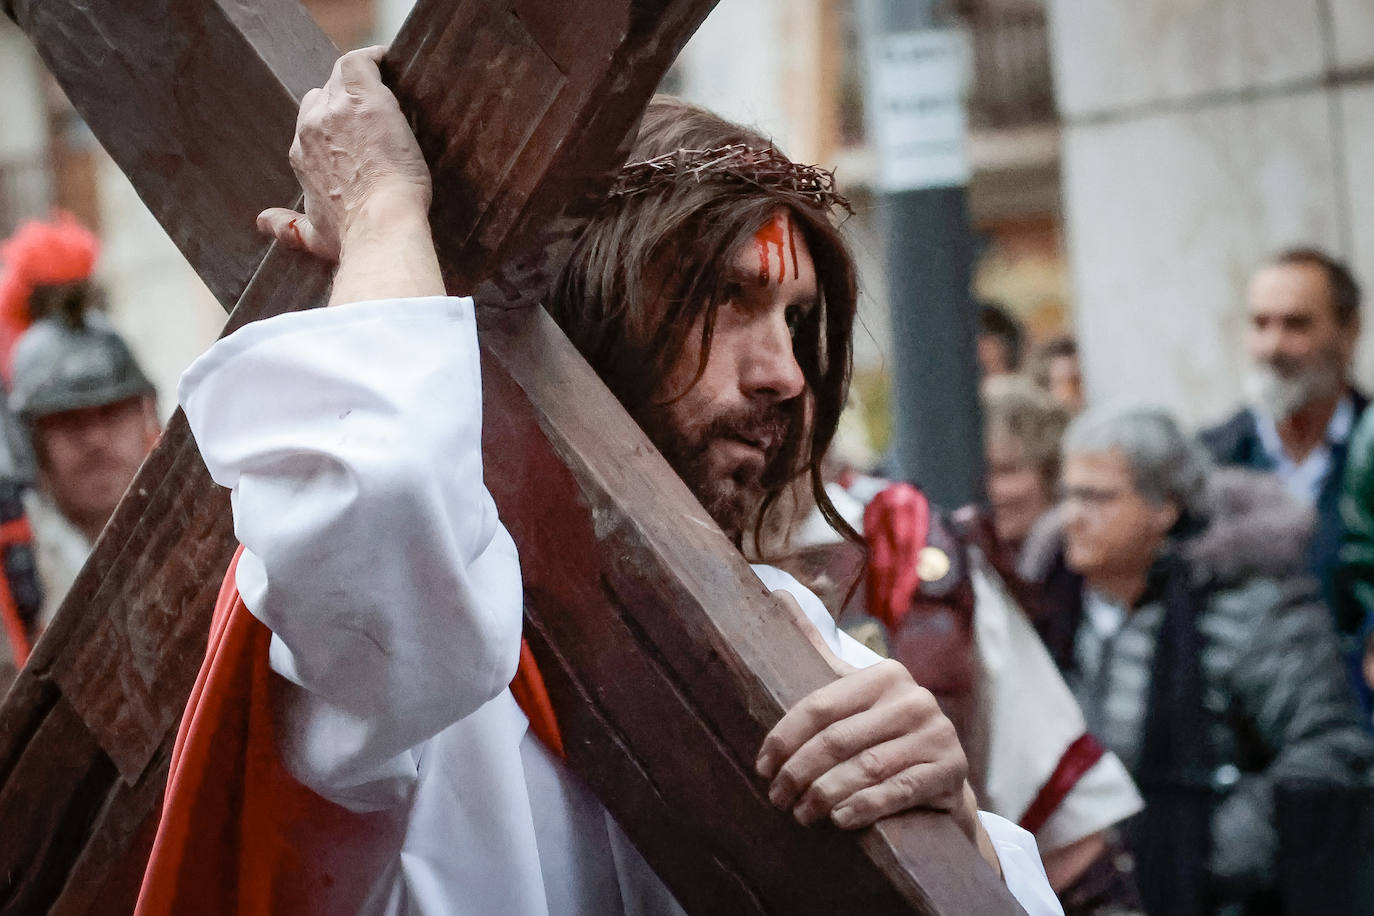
[136,547,563,915]
[0,516,36,667]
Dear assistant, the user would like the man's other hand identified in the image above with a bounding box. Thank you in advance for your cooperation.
[755,592,993,865]
[257,46,431,262]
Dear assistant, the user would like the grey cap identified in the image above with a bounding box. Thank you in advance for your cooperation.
[9,316,155,423]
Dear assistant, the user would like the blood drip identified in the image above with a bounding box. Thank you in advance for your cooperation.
[753,214,789,285]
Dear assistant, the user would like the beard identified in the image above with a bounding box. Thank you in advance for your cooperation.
[1243,349,1344,420]
[636,399,795,544]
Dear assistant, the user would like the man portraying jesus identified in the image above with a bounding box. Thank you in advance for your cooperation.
[138,48,1061,914]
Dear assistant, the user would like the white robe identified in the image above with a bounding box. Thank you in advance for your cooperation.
[179,296,1063,915]
[24,489,92,630]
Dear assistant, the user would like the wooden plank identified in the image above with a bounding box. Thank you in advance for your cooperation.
[2,0,336,306]
[0,694,115,914]
[0,683,168,916]
[45,741,169,916]
[1,0,1024,911]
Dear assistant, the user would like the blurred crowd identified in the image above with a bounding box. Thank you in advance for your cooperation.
[779,247,1374,915]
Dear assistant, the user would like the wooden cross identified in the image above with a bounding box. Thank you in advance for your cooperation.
[0,1,1023,913]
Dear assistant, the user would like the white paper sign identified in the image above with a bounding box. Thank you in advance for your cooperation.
[866,29,971,192]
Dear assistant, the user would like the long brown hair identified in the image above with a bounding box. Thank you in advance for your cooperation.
[547,96,860,552]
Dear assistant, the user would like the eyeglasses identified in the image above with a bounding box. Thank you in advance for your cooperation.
[1058,485,1126,510]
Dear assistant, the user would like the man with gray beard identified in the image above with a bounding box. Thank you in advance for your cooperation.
[1200,248,1368,706]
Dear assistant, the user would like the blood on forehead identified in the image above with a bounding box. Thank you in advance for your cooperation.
[753,211,800,285]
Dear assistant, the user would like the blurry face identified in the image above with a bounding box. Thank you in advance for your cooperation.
[978,334,1013,378]
[986,432,1053,549]
[1047,354,1084,414]
[1059,448,1177,585]
[1244,262,1354,418]
[639,210,814,542]
[35,395,160,539]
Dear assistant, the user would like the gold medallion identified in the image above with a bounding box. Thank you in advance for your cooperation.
[916,546,951,582]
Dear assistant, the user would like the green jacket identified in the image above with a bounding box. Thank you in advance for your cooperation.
[1335,408,1374,648]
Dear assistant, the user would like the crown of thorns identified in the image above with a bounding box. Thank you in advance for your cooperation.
[609,144,852,216]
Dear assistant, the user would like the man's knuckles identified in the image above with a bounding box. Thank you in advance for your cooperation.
[870,657,912,685]
[885,766,944,808]
[296,88,325,129]
[331,47,375,83]
[337,49,384,87]
[881,690,935,732]
[850,739,940,799]
[768,737,836,805]
[777,733,923,814]
[917,713,959,755]
[855,745,896,782]
[794,750,895,819]
[288,136,306,170]
[841,777,938,826]
[808,763,956,829]
[815,718,866,759]
[802,685,859,726]
[769,730,853,805]
[294,119,329,158]
[931,719,965,767]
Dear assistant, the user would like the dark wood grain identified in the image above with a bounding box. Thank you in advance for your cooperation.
[0,695,116,913]
[2,0,336,307]
[0,0,1024,912]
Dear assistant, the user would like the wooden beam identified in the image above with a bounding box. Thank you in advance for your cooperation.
[0,0,337,307]
[0,1,1024,912]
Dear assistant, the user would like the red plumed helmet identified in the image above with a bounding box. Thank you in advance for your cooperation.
[0,212,100,379]
[862,482,931,632]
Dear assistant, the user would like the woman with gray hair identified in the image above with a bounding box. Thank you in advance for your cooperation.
[1060,406,1212,545]
[1023,405,1373,916]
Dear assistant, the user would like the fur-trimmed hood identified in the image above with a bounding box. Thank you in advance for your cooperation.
[1020,467,1316,588]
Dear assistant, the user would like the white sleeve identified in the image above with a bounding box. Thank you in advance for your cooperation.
[749,563,882,667]
[979,812,1065,915]
[180,296,524,812]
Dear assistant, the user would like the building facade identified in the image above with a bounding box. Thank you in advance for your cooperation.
[1049,0,1374,426]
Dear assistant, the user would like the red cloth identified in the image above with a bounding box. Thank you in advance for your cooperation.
[0,212,99,377]
[1017,733,1107,835]
[862,482,932,632]
[137,547,564,915]
[510,638,566,759]
[0,516,35,667]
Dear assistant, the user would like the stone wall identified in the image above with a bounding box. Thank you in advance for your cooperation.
[92,157,225,420]
[0,21,52,234]
[1048,0,1374,427]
